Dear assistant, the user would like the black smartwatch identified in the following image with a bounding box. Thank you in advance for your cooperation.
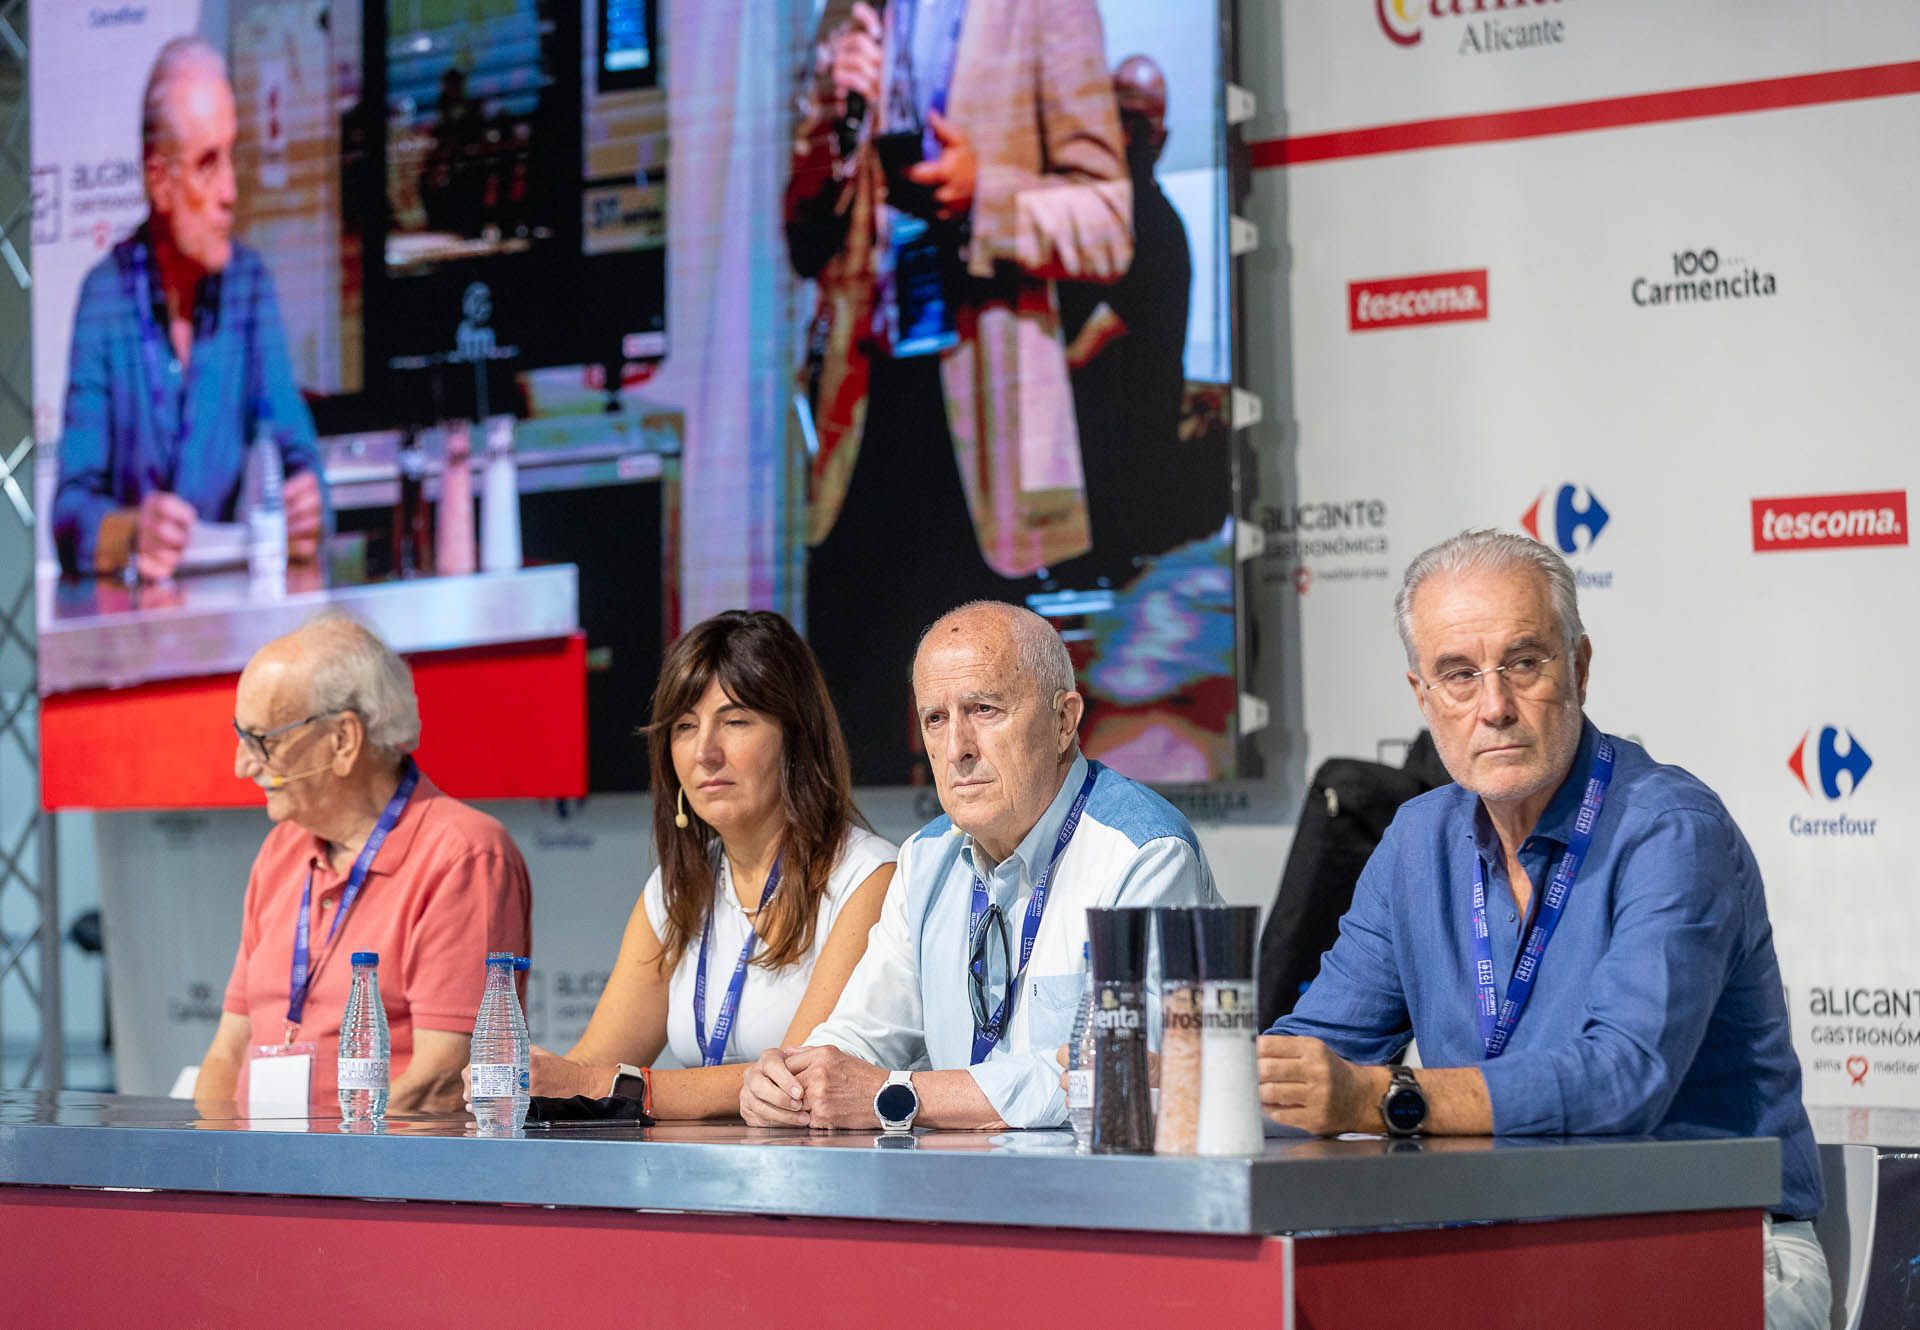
[1380,1065,1427,1137]
[873,1070,919,1132]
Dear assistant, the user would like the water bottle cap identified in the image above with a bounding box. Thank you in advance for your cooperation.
[485,952,515,966]
[351,951,379,966]
[514,956,531,971]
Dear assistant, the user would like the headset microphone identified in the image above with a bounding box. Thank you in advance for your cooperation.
[675,785,690,829]
[259,763,332,792]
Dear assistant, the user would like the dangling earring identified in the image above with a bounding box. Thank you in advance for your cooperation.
[675,785,690,829]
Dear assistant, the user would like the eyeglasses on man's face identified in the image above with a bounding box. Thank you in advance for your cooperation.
[1419,651,1561,708]
[232,711,335,765]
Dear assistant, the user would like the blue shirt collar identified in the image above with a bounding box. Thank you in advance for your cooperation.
[1472,716,1600,856]
[961,751,1091,884]
[122,220,224,341]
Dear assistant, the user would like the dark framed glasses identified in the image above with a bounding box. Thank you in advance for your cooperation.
[968,903,1012,1029]
[232,711,336,764]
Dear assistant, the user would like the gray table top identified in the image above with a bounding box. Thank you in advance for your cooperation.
[0,1091,1781,1237]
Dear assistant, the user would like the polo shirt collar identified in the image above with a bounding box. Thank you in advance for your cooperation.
[305,767,436,880]
[1471,716,1600,856]
[962,752,1091,885]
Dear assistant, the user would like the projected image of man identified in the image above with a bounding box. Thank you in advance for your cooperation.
[52,36,325,582]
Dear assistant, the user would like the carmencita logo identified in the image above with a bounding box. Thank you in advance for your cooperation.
[1787,726,1879,839]
[1376,0,1569,54]
[1633,247,1778,308]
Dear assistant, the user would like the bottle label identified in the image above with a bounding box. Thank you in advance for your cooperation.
[470,1063,518,1097]
[337,1058,388,1091]
[1202,982,1260,1034]
[1098,982,1136,1036]
[1066,1068,1094,1111]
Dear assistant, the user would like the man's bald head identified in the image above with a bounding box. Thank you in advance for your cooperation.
[1114,55,1167,125]
[244,614,422,758]
[913,600,1075,702]
[911,602,1085,860]
[1113,54,1168,163]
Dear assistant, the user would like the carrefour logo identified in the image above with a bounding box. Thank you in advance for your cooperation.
[1789,727,1872,799]
[1520,485,1612,587]
[1788,726,1879,838]
[1521,484,1608,553]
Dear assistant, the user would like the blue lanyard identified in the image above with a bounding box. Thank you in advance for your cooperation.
[969,763,1099,1065]
[285,760,420,1033]
[1471,738,1615,1058]
[693,856,782,1067]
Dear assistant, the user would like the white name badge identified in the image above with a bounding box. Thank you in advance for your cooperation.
[248,1041,316,1125]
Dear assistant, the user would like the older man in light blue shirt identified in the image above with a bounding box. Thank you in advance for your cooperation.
[741,601,1216,1130]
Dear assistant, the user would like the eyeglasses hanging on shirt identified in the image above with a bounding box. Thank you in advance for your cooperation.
[966,765,1098,1065]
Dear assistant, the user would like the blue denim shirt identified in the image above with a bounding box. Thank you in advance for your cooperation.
[1272,720,1822,1220]
[53,226,323,574]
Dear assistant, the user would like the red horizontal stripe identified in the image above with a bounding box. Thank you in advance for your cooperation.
[1252,60,1920,168]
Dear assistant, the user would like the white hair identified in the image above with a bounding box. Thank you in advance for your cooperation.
[1394,529,1585,669]
[142,35,228,161]
[297,614,422,758]
[916,600,1076,701]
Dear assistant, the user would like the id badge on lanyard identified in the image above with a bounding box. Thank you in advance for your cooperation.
[258,761,419,1119]
[247,1039,317,1124]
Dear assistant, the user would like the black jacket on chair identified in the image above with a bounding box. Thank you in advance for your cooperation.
[1257,733,1451,1030]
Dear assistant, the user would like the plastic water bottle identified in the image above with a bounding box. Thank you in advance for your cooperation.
[1066,941,1097,1148]
[470,951,530,1132]
[337,952,390,1124]
[244,416,288,592]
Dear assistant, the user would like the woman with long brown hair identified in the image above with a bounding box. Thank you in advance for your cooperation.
[528,610,895,1117]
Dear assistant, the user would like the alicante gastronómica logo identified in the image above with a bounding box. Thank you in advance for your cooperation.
[1375,0,1569,55]
[1632,247,1779,309]
[1519,483,1613,589]
[1787,725,1878,838]
[1260,497,1391,595]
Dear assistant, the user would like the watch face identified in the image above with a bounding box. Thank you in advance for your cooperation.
[875,1082,916,1123]
[1384,1087,1426,1134]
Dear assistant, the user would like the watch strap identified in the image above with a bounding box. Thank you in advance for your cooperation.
[1381,1064,1425,1136]
[611,1063,653,1116]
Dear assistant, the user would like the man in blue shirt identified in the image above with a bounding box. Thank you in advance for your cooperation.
[740,600,1217,1130]
[1259,529,1829,1329]
[53,36,324,581]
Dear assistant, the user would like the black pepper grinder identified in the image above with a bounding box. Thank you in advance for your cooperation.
[1086,907,1154,1155]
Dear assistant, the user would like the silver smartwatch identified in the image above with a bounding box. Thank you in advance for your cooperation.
[873,1070,919,1132]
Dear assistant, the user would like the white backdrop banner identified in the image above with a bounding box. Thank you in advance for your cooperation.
[1251,0,1920,1110]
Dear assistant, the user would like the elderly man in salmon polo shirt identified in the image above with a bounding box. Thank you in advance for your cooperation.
[196,614,531,1116]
